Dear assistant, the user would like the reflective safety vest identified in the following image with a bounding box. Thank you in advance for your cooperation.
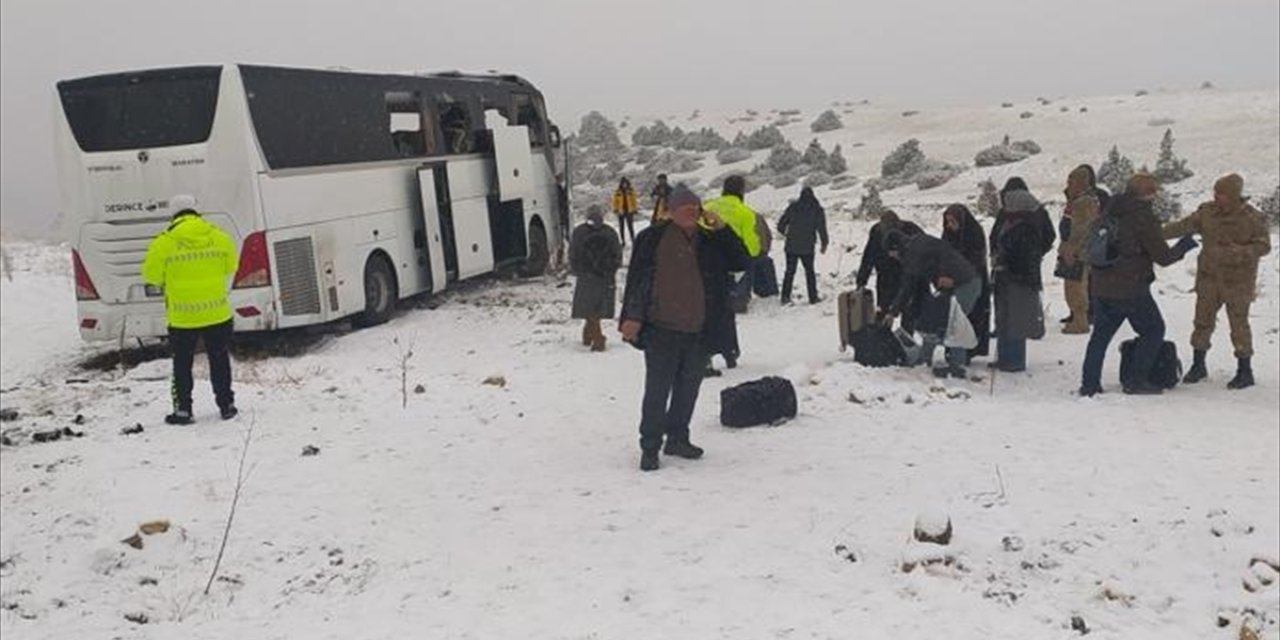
[702,195,762,257]
[141,214,239,329]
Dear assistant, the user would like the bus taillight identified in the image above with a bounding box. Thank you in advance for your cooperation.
[72,249,100,300]
[233,231,271,289]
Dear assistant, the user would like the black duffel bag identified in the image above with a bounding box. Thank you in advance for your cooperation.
[851,325,908,368]
[720,376,797,428]
[1119,339,1182,389]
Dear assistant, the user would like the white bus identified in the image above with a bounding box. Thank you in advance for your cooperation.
[55,64,569,341]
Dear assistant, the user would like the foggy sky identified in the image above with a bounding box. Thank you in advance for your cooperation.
[3,0,1278,237]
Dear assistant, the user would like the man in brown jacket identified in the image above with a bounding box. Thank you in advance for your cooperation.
[1163,174,1272,389]
[1080,174,1195,396]
[1058,165,1101,334]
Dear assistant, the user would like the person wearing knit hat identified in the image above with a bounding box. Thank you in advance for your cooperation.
[1162,173,1272,389]
[1078,176,1196,397]
[618,183,750,472]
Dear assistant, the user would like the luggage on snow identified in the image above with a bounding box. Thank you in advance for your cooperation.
[720,376,798,428]
[837,288,876,351]
[1118,339,1182,389]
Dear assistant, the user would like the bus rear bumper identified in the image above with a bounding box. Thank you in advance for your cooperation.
[77,293,277,342]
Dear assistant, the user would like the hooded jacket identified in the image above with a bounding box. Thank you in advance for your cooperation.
[141,213,239,329]
[703,194,763,257]
[777,188,830,255]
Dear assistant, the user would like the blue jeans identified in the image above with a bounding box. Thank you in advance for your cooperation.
[920,279,982,369]
[997,336,1026,370]
[1081,289,1166,391]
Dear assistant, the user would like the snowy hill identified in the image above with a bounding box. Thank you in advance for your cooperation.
[1,88,1278,639]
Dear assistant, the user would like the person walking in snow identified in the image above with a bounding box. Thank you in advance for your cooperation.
[941,204,990,359]
[1079,174,1197,397]
[141,195,239,425]
[619,185,749,471]
[988,177,1056,372]
[1056,164,1108,334]
[1162,173,1272,389]
[856,210,924,329]
[611,177,639,247]
[570,205,623,352]
[777,186,830,305]
[882,229,982,379]
[649,174,672,224]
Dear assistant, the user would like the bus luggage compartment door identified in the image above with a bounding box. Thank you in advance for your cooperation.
[415,166,449,293]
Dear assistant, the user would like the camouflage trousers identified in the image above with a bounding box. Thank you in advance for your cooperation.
[1063,269,1090,332]
[1191,287,1253,358]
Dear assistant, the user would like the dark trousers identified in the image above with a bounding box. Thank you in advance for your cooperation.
[170,320,235,412]
[782,253,818,303]
[639,326,707,452]
[1081,289,1166,390]
[617,214,636,246]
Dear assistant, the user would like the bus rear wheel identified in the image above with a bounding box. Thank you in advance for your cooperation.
[518,223,549,278]
[355,255,397,327]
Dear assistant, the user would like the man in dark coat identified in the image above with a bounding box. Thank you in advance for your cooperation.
[856,210,924,327]
[777,186,830,304]
[619,185,749,471]
[1080,174,1196,396]
[941,204,990,358]
[989,178,1055,372]
[883,230,981,379]
[570,205,623,352]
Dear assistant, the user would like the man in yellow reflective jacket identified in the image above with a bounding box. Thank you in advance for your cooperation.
[141,195,240,424]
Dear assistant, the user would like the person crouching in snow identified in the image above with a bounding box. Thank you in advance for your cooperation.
[619,185,749,471]
[570,205,623,352]
[882,229,982,379]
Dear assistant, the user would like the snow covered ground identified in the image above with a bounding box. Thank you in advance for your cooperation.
[1,89,1278,640]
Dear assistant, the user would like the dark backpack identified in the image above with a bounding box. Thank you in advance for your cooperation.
[720,376,798,428]
[1084,201,1122,270]
[1119,339,1182,389]
[851,325,907,368]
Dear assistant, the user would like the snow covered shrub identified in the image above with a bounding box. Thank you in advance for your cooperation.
[744,125,787,150]
[976,180,1000,217]
[1153,129,1193,184]
[631,120,676,147]
[882,139,926,178]
[765,141,804,173]
[858,184,886,218]
[1152,188,1182,222]
[674,127,729,152]
[973,137,1042,167]
[803,139,829,167]
[644,149,703,176]
[1097,146,1136,196]
[577,111,623,149]
[826,145,848,175]
[804,171,833,188]
[830,174,860,191]
[810,110,843,133]
[1256,185,1280,226]
[716,147,753,165]
[875,139,965,190]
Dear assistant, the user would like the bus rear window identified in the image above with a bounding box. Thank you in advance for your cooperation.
[57,66,221,152]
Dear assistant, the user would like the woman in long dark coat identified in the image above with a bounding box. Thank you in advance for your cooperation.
[941,204,990,359]
[570,206,623,351]
[989,177,1056,371]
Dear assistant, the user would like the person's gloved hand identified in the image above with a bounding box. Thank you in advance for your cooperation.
[1173,234,1199,256]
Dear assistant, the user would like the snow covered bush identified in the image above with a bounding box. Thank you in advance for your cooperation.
[744,125,787,150]
[803,171,833,188]
[803,139,829,167]
[631,120,676,147]
[716,147,753,165]
[644,149,703,176]
[765,141,804,173]
[1152,188,1182,222]
[577,111,623,149]
[1153,129,1194,184]
[830,174,860,191]
[810,109,843,133]
[858,184,886,218]
[1256,185,1280,226]
[976,180,1000,217]
[674,127,729,152]
[827,145,848,175]
[1097,146,1136,195]
[973,137,1042,167]
[874,139,966,191]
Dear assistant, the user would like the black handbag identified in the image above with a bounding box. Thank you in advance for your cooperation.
[1054,257,1085,281]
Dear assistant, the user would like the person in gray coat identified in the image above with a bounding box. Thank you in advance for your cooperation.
[989,178,1056,372]
[570,206,623,351]
[777,187,830,304]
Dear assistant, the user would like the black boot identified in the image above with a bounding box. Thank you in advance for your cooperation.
[1059,313,1074,325]
[1183,349,1208,384]
[640,450,660,472]
[663,439,704,459]
[165,409,194,425]
[1227,357,1254,390]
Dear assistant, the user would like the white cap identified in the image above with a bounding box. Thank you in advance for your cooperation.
[169,194,198,215]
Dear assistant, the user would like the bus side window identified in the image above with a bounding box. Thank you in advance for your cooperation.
[513,93,546,147]
[437,102,473,155]
[386,91,428,157]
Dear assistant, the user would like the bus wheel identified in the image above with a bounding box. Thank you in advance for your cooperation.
[355,255,397,327]
[519,223,549,278]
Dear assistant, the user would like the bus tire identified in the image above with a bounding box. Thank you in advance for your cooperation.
[518,223,549,278]
[355,254,397,327]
